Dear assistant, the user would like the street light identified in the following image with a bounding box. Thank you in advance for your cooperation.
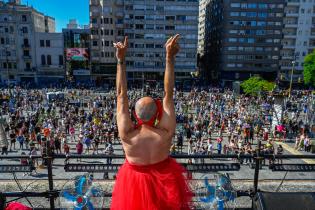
[288,60,295,98]
[4,45,10,86]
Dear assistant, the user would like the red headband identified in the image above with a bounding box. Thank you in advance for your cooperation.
[134,99,163,129]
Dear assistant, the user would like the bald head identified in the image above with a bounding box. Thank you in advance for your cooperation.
[135,97,157,122]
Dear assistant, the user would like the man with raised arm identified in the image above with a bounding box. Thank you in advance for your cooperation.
[111,35,192,210]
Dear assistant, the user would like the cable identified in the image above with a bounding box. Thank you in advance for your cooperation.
[275,171,288,192]
[12,173,33,208]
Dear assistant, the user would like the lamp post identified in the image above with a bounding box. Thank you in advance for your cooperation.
[288,60,295,98]
[4,45,10,86]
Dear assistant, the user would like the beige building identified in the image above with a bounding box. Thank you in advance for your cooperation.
[0,0,55,85]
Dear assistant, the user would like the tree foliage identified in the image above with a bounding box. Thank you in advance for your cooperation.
[303,50,315,87]
[241,76,275,96]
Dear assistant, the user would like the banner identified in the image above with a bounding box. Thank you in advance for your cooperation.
[66,48,89,61]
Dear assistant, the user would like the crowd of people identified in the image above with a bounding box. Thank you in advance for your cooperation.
[0,87,313,174]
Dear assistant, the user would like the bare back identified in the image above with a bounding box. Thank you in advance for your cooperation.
[122,125,172,165]
[114,35,179,166]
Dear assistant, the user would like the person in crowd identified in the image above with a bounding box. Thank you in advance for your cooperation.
[76,140,83,162]
[105,142,114,164]
[276,145,284,164]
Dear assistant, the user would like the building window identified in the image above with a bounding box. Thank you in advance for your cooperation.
[23,50,29,56]
[47,55,52,65]
[135,24,144,29]
[22,15,27,22]
[22,27,28,34]
[25,62,31,69]
[230,12,239,16]
[165,16,175,21]
[40,40,45,47]
[165,25,175,30]
[231,3,240,7]
[46,40,51,47]
[59,55,63,65]
[23,38,29,46]
[92,41,98,46]
[41,55,46,65]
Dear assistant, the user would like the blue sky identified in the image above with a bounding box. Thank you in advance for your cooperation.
[21,0,89,32]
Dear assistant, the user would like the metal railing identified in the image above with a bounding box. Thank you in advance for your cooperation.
[0,151,315,209]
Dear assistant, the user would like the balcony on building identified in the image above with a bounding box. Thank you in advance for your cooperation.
[91,34,99,39]
[90,0,100,6]
[24,67,36,72]
[91,45,99,50]
[285,9,299,17]
[21,43,30,48]
[90,11,100,17]
[287,0,300,6]
[281,54,294,60]
[283,31,297,38]
[23,55,32,60]
[116,35,125,40]
[284,20,298,28]
[115,0,123,6]
[91,57,100,62]
[90,23,98,28]
[115,23,124,28]
[116,12,124,18]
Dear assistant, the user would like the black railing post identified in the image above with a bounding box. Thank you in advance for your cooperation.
[0,192,6,210]
[254,140,261,194]
[46,140,55,209]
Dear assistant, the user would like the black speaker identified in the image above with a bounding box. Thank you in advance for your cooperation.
[253,192,315,210]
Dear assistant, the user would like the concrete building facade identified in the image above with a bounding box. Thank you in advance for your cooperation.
[204,0,285,86]
[35,32,64,85]
[198,0,211,56]
[280,0,315,83]
[0,0,55,85]
[89,0,199,85]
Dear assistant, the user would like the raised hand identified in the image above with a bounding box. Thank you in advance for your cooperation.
[165,34,180,59]
[113,36,128,60]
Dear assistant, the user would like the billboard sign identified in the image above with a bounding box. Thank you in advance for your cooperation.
[66,48,89,61]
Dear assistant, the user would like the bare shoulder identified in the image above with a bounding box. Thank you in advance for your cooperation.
[127,126,171,144]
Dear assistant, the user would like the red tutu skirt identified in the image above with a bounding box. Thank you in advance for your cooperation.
[110,157,193,210]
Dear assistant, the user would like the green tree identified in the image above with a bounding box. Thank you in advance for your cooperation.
[241,76,275,96]
[303,50,315,87]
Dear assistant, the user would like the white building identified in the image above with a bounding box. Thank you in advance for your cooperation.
[280,0,315,82]
[35,32,64,85]
[0,0,55,85]
[197,0,211,56]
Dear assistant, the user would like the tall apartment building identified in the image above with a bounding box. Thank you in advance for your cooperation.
[89,0,199,85]
[204,0,285,86]
[0,0,55,85]
[280,0,315,83]
[198,0,211,56]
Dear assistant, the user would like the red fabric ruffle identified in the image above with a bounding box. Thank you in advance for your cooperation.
[110,157,193,210]
[5,202,32,210]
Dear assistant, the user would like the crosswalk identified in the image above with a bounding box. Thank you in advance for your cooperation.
[275,142,315,164]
